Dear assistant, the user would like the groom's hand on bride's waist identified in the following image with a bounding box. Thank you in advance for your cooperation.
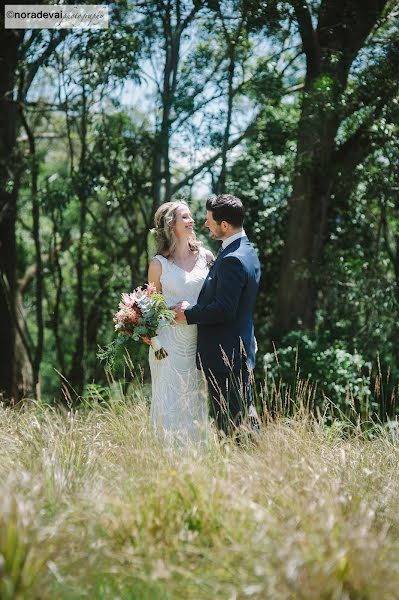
[171,301,191,323]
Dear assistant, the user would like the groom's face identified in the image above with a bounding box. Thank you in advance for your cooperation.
[205,210,224,240]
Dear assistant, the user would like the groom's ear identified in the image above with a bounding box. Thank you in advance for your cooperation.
[221,221,230,233]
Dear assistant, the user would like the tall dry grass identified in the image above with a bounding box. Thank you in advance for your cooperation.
[1,383,399,599]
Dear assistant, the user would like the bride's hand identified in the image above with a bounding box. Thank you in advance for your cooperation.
[171,301,190,323]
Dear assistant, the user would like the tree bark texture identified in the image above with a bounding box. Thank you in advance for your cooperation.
[273,0,390,339]
[0,29,24,401]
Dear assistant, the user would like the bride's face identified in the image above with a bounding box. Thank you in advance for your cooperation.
[173,206,195,239]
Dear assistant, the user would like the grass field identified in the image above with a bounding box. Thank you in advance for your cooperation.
[1,386,399,599]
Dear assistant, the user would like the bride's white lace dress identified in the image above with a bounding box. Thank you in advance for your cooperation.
[149,248,209,442]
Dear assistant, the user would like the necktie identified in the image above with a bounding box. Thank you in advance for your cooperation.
[209,245,223,270]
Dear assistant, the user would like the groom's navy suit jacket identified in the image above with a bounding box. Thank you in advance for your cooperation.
[185,236,260,375]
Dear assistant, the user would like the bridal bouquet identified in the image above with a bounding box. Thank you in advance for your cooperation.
[97,283,175,370]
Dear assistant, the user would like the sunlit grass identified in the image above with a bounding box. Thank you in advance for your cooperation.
[1,384,399,599]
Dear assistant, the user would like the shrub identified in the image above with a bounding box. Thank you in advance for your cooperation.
[263,331,373,414]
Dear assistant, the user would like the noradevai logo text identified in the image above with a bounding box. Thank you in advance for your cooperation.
[5,4,109,29]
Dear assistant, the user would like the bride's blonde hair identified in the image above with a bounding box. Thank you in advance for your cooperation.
[153,200,202,257]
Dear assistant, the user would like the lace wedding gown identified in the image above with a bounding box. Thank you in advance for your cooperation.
[149,249,209,443]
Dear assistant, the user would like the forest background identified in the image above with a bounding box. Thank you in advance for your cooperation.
[1,0,399,417]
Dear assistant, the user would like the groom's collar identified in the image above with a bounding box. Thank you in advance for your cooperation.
[221,229,246,250]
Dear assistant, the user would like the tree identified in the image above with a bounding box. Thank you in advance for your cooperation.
[272,0,395,338]
[0,26,68,401]
[0,28,25,401]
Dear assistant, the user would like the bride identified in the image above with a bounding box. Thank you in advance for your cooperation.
[147,200,213,442]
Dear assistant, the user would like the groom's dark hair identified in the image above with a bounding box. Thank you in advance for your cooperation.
[206,194,244,227]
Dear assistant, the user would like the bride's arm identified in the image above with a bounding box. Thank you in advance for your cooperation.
[148,258,162,293]
[205,249,214,265]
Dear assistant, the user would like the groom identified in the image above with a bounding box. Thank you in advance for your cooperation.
[173,194,261,437]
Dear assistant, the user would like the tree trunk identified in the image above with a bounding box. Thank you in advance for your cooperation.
[273,90,339,334]
[50,214,66,374]
[0,29,25,401]
[69,88,88,395]
[151,0,200,208]
[20,108,44,398]
[0,28,68,401]
[217,47,235,195]
[272,0,390,340]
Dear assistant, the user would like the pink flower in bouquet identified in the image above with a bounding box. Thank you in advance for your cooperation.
[113,307,130,323]
[121,292,138,308]
[127,308,140,324]
[144,282,157,296]
[98,283,175,370]
[113,305,141,330]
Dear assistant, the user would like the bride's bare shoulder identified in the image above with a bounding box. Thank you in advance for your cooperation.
[148,256,164,277]
[148,257,163,292]
[150,254,169,267]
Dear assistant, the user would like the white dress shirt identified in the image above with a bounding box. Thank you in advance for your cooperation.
[221,229,246,250]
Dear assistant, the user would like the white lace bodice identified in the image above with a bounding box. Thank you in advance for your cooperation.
[154,249,209,307]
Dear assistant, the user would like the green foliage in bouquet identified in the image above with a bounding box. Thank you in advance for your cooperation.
[97,286,175,372]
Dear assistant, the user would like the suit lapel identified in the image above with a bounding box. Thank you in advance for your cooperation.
[198,236,249,300]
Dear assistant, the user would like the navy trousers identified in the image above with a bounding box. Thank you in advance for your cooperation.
[206,367,252,436]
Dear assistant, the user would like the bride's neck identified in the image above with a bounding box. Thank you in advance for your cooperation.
[171,239,192,260]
